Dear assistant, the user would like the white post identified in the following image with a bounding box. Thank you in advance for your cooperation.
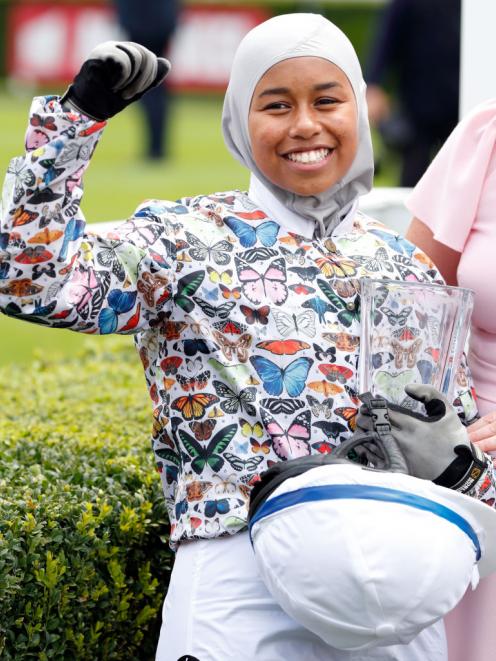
[460,0,496,117]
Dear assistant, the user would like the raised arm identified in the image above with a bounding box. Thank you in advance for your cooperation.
[0,43,176,334]
[406,218,461,286]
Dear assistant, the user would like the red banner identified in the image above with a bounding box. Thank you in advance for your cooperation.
[7,4,269,90]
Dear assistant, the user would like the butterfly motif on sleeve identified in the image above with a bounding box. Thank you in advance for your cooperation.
[58,141,94,164]
[261,398,305,415]
[173,271,205,312]
[189,419,217,441]
[306,394,334,419]
[212,330,252,363]
[240,304,270,326]
[160,356,183,375]
[193,298,235,320]
[11,205,39,228]
[250,438,272,455]
[318,363,353,384]
[219,284,241,300]
[368,229,416,257]
[224,453,264,473]
[185,231,233,265]
[280,246,306,265]
[30,113,57,131]
[224,217,279,248]
[179,424,237,474]
[391,338,423,369]
[171,392,219,420]
[177,370,211,392]
[238,247,278,263]
[32,263,56,280]
[240,418,264,438]
[301,296,336,323]
[249,356,313,397]
[391,255,424,282]
[137,272,170,307]
[98,289,139,334]
[272,309,316,338]
[312,342,336,362]
[7,158,36,205]
[314,256,357,279]
[322,332,360,352]
[261,409,311,460]
[334,406,358,432]
[206,266,233,285]
[353,247,394,274]
[288,265,320,282]
[256,339,310,355]
[236,257,288,305]
[66,266,111,320]
[317,279,359,328]
[212,380,257,417]
[118,219,163,248]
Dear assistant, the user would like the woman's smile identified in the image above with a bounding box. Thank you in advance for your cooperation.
[248,57,358,196]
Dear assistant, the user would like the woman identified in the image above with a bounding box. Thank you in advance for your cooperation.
[1,14,494,660]
[406,99,496,661]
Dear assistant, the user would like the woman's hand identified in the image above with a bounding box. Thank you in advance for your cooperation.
[468,412,496,453]
[62,41,171,121]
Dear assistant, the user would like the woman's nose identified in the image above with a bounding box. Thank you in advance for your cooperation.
[288,107,321,139]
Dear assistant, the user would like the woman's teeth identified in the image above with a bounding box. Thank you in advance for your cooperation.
[286,148,330,164]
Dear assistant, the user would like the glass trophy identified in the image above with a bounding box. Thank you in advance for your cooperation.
[358,279,474,409]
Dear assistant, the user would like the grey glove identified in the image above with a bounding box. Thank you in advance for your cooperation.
[62,41,171,121]
[357,384,486,492]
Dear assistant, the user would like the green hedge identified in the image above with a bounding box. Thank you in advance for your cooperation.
[0,337,172,660]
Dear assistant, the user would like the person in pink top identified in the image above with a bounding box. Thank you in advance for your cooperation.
[406,98,496,661]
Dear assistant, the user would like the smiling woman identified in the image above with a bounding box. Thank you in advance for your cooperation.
[248,58,358,196]
[0,12,493,661]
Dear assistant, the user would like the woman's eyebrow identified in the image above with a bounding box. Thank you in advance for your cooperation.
[258,81,342,97]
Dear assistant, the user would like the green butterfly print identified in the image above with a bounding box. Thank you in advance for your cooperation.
[317,279,360,328]
[208,358,251,388]
[174,270,205,312]
[155,447,181,466]
[179,424,238,474]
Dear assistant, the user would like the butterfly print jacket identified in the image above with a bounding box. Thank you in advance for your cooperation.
[1,96,495,548]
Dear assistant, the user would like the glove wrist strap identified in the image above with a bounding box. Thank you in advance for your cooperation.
[434,442,487,494]
[452,443,487,494]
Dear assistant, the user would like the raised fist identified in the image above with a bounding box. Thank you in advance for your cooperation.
[62,41,171,121]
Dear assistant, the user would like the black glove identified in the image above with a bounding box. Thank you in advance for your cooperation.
[62,41,171,121]
[356,384,487,493]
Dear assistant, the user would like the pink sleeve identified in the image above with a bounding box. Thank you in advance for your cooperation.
[405,99,496,252]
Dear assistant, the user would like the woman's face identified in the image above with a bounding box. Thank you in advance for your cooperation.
[248,57,358,196]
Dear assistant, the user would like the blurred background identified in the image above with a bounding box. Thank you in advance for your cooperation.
[0,0,459,366]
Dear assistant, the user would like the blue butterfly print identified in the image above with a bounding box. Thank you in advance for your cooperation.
[98,289,138,334]
[302,297,335,323]
[203,286,219,302]
[368,229,415,257]
[224,217,279,248]
[249,356,313,397]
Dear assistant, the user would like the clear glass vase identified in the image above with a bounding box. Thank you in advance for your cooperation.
[358,279,474,409]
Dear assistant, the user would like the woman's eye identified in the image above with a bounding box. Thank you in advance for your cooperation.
[316,97,338,106]
[263,102,290,111]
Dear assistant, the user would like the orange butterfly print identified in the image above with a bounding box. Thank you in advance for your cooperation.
[334,406,358,432]
[0,278,43,297]
[256,339,310,356]
[250,438,271,454]
[308,381,343,397]
[318,364,353,384]
[12,205,39,227]
[171,393,219,420]
[137,272,169,307]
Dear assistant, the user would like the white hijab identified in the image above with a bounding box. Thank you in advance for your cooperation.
[222,13,374,238]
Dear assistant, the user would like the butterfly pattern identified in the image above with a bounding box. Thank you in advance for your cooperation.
[0,95,489,549]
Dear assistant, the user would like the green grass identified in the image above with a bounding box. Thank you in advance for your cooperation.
[0,89,397,366]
